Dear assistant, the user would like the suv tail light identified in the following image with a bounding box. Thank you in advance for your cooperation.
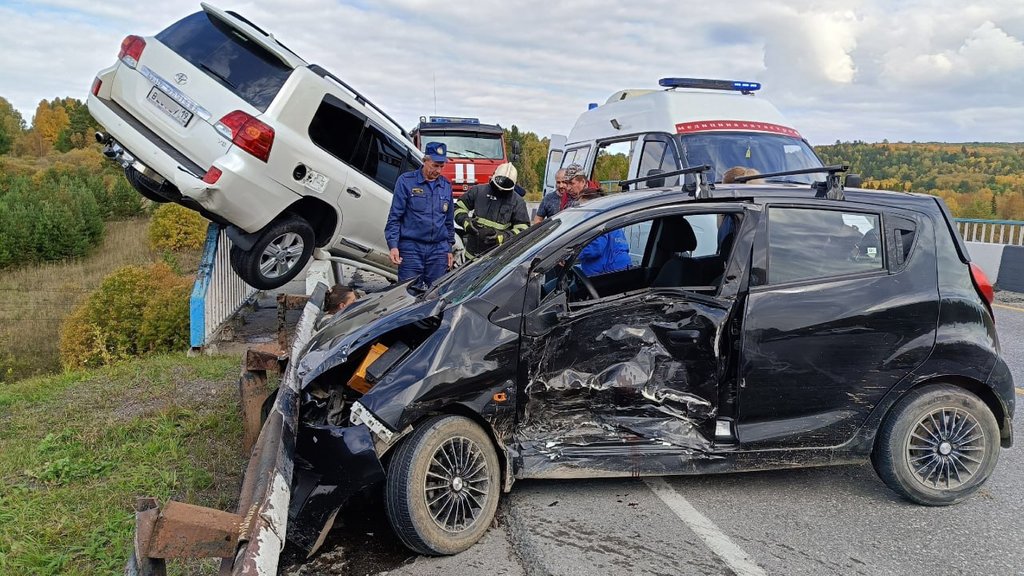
[969,262,995,310]
[118,35,146,69]
[215,111,274,162]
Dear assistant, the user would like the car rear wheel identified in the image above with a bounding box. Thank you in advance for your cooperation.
[872,384,1000,506]
[229,215,314,289]
[385,415,500,556]
[124,165,173,203]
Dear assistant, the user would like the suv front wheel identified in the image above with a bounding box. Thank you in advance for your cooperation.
[872,384,1000,506]
[230,215,314,289]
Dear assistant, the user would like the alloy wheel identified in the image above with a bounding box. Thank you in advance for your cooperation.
[423,436,491,533]
[906,407,986,489]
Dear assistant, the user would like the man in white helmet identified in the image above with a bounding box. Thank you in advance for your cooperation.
[454,162,530,259]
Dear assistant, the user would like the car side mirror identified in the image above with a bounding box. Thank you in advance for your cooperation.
[845,173,863,188]
[510,153,521,164]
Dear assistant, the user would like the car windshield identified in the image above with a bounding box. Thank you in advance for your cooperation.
[676,132,825,184]
[435,209,598,304]
[421,133,504,159]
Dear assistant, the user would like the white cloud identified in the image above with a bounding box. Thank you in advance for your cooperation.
[0,0,1022,143]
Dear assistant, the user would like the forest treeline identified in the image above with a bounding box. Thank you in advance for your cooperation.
[2,94,1023,221]
[816,142,1024,220]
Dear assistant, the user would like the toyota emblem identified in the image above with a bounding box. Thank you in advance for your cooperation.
[174,73,189,85]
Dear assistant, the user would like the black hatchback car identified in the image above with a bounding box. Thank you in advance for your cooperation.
[287,182,1013,556]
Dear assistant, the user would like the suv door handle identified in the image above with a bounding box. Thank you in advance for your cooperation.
[346,186,362,198]
[667,329,700,343]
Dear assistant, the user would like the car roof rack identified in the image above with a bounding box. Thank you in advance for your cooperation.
[733,164,850,200]
[618,164,713,199]
[308,65,409,139]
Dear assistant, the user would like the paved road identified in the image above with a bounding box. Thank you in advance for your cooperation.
[288,303,1024,576]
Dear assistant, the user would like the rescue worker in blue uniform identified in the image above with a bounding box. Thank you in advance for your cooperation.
[385,142,455,288]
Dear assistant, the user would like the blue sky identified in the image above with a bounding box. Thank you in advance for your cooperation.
[1,0,1023,144]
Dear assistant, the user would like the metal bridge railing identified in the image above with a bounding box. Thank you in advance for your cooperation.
[189,223,258,349]
[955,218,1024,246]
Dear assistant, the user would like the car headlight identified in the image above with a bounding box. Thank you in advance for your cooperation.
[350,401,395,443]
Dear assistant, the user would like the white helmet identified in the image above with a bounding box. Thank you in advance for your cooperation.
[490,162,518,192]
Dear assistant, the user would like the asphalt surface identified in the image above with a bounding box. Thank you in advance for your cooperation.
[287,298,1024,576]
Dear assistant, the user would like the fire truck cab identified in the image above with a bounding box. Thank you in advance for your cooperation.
[411,116,520,197]
[543,78,826,194]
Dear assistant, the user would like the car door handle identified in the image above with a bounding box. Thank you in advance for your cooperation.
[346,186,362,198]
[668,329,700,343]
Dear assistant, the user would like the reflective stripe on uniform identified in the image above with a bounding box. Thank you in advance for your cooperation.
[474,216,511,231]
[511,223,529,234]
[454,199,471,220]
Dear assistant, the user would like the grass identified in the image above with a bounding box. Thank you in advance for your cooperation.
[0,218,201,382]
[0,353,246,575]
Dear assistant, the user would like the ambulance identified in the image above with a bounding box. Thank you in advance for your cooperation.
[542,78,826,195]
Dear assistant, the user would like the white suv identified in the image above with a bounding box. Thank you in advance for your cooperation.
[87,3,421,288]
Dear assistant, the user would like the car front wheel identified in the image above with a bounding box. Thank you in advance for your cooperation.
[385,415,501,555]
[229,216,314,289]
[872,384,1000,506]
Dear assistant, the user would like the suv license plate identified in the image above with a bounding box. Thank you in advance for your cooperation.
[146,86,193,127]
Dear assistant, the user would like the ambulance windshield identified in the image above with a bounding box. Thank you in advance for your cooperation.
[676,132,825,185]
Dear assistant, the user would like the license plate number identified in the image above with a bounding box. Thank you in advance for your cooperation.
[146,86,193,127]
[302,169,329,193]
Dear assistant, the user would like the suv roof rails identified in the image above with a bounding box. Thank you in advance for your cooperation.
[308,65,410,139]
[618,164,713,198]
[734,164,850,200]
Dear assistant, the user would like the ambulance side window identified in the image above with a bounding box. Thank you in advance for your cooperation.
[594,140,635,190]
[636,135,679,189]
[561,146,591,169]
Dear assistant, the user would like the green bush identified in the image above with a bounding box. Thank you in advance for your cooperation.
[58,262,192,369]
[148,203,209,252]
[36,165,145,219]
[0,175,104,268]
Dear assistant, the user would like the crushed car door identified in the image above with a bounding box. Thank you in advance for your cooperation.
[516,211,743,479]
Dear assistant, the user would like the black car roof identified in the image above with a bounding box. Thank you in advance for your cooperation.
[579,184,942,216]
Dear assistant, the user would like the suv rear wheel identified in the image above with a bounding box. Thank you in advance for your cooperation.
[230,215,314,289]
[872,384,1000,506]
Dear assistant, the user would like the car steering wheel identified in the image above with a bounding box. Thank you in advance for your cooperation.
[569,266,600,300]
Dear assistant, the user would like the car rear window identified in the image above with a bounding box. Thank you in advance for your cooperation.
[156,11,293,112]
[767,207,884,284]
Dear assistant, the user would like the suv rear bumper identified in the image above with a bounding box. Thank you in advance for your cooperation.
[88,92,296,233]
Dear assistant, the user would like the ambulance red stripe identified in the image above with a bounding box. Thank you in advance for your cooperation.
[675,120,801,138]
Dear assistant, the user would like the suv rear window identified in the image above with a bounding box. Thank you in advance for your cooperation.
[156,12,292,112]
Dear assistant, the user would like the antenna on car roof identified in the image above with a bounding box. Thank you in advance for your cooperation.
[617,164,713,198]
[733,164,851,200]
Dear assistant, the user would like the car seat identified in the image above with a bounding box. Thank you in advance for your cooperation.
[652,217,700,287]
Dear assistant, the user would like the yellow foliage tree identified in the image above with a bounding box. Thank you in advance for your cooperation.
[32,99,70,147]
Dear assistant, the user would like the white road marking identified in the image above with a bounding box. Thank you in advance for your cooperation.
[645,477,767,576]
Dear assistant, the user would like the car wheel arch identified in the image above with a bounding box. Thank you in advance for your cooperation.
[286,196,339,248]
[872,375,1008,453]
[393,403,512,493]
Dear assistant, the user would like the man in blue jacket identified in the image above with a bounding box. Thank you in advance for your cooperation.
[385,142,455,288]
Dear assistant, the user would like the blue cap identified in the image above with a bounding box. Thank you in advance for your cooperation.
[424,141,448,163]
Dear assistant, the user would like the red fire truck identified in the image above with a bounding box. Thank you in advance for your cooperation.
[410,116,520,197]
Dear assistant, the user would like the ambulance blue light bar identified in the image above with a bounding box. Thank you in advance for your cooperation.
[658,78,761,93]
[428,116,480,124]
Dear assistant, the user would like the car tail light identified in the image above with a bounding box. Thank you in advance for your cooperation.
[202,167,223,184]
[91,77,102,97]
[215,111,274,162]
[118,35,146,69]
[970,262,995,308]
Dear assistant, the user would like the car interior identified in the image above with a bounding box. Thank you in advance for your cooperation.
[551,212,743,305]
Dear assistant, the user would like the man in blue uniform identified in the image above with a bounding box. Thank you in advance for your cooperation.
[385,142,455,288]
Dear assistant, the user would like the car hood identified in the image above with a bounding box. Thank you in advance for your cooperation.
[297,284,445,387]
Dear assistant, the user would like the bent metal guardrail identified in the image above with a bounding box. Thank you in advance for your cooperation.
[190,223,258,349]
[954,218,1024,245]
[127,283,326,575]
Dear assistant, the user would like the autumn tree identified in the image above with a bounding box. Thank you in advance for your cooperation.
[0,97,26,156]
[55,99,100,152]
[32,98,71,148]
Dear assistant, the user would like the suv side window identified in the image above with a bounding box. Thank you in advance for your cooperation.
[767,207,884,284]
[309,94,367,164]
[636,135,679,188]
[358,126,407,192]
